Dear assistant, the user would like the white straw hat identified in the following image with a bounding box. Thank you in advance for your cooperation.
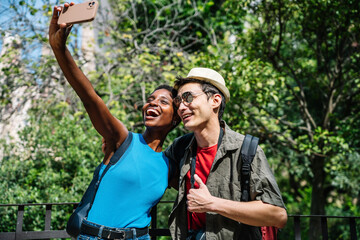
[185,67,230,102]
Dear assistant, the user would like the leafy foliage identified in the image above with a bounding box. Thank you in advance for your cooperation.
[0,100,103,231]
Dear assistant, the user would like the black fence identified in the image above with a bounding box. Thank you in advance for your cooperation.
[0,202,359,240]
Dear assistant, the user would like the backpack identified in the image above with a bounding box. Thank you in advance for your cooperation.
[240,134,278,240]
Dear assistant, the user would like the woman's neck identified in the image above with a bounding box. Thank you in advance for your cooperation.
[142,129,166,152]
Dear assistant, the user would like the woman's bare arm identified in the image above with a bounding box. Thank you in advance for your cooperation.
[49,4,128,152]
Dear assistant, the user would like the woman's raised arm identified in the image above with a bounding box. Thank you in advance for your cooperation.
[48,3,128,153]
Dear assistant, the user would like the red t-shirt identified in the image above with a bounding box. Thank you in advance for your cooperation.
[186,144,217,230]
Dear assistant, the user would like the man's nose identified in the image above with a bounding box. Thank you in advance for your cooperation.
[177,101,187,113]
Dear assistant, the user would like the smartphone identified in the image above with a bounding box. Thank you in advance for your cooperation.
[57,1,99,25]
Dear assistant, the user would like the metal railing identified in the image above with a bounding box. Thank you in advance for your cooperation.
[0,202,171,240]
[0,202,359,240]
[0,203,75,240]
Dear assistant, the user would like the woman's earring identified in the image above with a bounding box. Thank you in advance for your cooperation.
[173,121,177,126]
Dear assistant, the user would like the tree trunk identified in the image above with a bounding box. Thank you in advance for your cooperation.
[309,155,326,240]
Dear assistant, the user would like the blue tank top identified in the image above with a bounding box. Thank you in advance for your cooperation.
[86,133,169,228]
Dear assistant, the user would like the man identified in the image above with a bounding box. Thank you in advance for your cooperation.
[165,67,287,239]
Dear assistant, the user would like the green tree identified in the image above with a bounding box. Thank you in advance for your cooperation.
[225,0,360,238]
[0,101,103,231]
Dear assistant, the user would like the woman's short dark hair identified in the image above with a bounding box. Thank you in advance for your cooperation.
[174,77,226,121]
[153,84,178,99]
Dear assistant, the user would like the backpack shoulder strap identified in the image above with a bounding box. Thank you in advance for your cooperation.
[240,134,259,202]
[109,132,133,165]
[101,132,133,178]
[240,135,278,239]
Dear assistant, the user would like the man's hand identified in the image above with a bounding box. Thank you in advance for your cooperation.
[48,2,74,51]
[187,174,214,213]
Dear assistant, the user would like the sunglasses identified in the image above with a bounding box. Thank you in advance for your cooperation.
[174,91,207,107]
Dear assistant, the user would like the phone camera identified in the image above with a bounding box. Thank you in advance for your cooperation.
[88,1,95,7]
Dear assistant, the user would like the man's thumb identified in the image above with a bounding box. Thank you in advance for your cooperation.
[194,174,205,188]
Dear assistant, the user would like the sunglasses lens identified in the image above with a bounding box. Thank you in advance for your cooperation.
[175,91,199,106]
[183,92,193,104]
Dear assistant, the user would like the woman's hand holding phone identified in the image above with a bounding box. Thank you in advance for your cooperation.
[49,2,74,52]
[49,1,99,52]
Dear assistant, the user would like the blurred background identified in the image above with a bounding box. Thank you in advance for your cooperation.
[0,0,359,239]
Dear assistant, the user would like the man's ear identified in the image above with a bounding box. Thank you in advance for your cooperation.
[211,93,222,109]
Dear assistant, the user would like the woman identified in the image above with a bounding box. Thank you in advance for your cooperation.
[49,3,179,240]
